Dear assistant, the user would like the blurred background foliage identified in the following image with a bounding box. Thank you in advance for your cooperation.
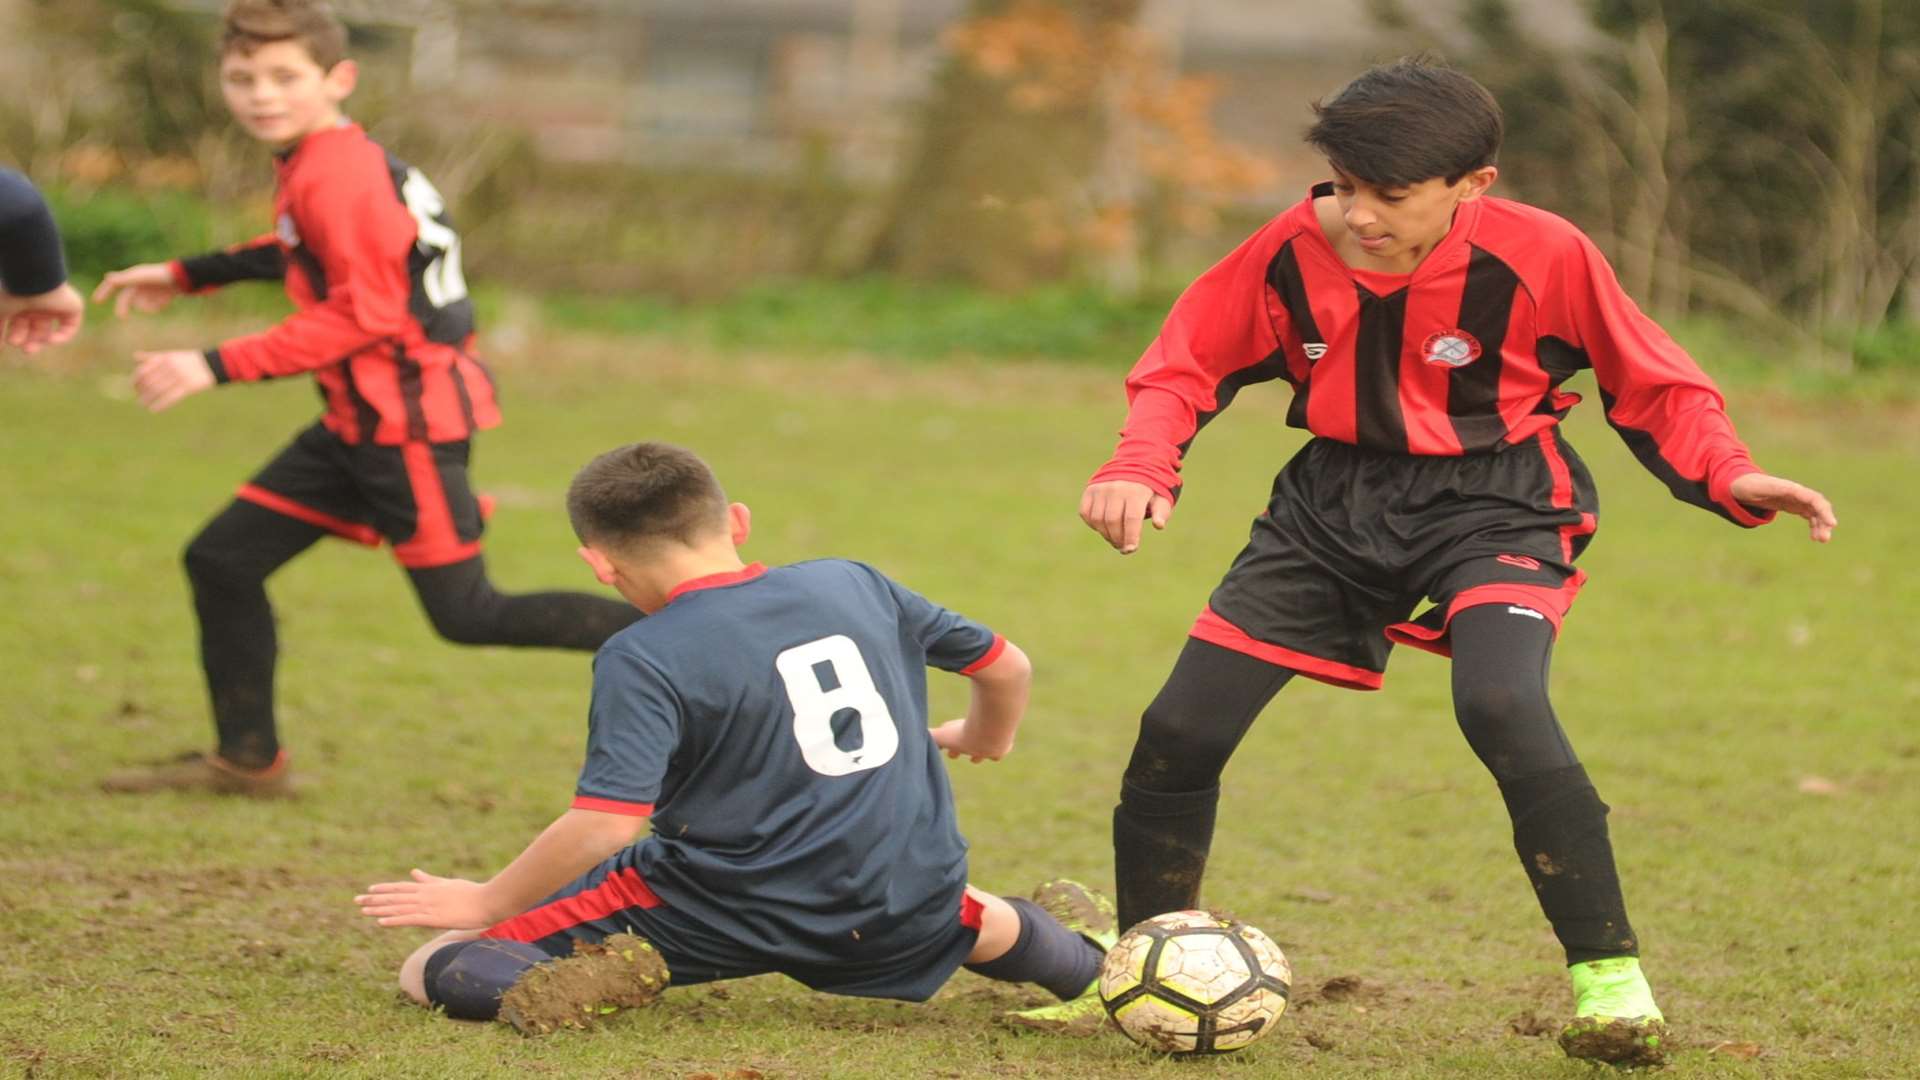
[1,0,1914,373]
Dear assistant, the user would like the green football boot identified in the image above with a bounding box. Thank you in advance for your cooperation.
[1002,880,1119,1037]
[1557,957,1669,1067]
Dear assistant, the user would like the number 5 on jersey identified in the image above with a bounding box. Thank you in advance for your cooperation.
[776,635,899,777]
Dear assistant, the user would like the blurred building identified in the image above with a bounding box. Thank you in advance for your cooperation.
[153,0,1588,190]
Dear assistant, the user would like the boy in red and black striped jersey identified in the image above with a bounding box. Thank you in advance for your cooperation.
[1071,59,1836,1064]
[93,0,638,795]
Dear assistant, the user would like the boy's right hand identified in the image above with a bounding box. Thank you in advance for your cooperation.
[1080,479,1174,554]
[92,262,182,318]
[930,718,1013,763]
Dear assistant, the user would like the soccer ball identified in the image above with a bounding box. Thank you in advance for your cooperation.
[1098,909,1292,1054]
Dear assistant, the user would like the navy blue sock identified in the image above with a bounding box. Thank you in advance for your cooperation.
[963,896,1103,1001]
[423,939,551,1020]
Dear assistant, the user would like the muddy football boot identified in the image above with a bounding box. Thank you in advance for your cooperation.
[1558,956,1669,1067]
[497,933,669,1036]
[1003,879,1120,1036]
[100,750,294,797]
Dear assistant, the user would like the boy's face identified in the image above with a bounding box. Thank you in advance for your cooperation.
[1328,165,1497,269]
[219,40,357,147]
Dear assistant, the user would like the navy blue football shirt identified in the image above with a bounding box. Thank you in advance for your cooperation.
[573,559,1005,966]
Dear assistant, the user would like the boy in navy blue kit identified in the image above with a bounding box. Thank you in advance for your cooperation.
[1067,58,1838,1065]
[0,168,84,354]
[357,442,1117,1034]
[93,0,638,794]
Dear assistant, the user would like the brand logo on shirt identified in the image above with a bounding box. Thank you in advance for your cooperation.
[1496,553,1543,571]
[1421,329,1483,367]
[1302,342,1329,360]
[275,212,301,248]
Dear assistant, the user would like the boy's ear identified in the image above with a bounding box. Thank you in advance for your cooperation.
[577,544,619,586]
[1457,165,1499,203]
[728,502,752,547]
[323,58,359,102]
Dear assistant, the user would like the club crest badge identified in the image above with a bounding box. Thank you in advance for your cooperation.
[1421,329,1482,367]
[1302,342,1329,360]
[276,212,302,248]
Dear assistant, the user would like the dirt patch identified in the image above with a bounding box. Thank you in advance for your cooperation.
[1295,974,1392,1010]
[1558,1017,1671,1068]
[497,933,669,1036]
[1507,1010,1557,1038]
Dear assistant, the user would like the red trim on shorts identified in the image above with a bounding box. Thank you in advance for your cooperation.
[482,866,663,944]
[571,795,655,817]
[960,891,985,931]
[477,493,497,522]
[1190,606,1383,691]
[665,563,768,604]
[236,484,381,546]
[1535,429,1589,561]
[392,442,482,568]
[958,634,1008,676]
[1385,574,1588,658]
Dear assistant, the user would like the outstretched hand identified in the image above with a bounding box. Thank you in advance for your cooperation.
[0,282,85,353]
[355,868,496,930]
[92,262,182,318]
[132,350,215,412]
[1079,479,1174,554]
[930,718,1013,763]
[1730,472,1837,543]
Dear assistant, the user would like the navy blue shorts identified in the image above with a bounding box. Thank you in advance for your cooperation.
[480,845,984,1003]
[1192,431,1599,689]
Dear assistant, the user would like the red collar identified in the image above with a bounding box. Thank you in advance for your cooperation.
[664,563,767,605]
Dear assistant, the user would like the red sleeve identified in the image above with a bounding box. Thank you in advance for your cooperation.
[213,156,417,382]
[1088,221,1294,503]
[1550,231,1773,527]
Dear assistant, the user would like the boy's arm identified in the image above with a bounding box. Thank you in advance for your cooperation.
[1555,232,1789,528]
[355,808,648,930]
[0,169,83,353]
[208,166,419,382]
[930,639,1032,763]
[172,235,287,292]
[1083,219,1295,551]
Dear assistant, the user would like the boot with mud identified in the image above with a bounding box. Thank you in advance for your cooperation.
[100,750,294,797]
[1557,956,1669,1067]
[496,933,670,1036]
[1001,879,1120,1037]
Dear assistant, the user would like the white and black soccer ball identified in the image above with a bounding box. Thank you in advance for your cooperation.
[1098,909,1292,1055]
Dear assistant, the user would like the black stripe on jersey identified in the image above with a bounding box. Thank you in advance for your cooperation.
[343,357,384,443]
[289,244,328,301]
[1595,386,1742,525]
[1353,285,1410,451]
[1449,246,1518,449]
[1177,346,1292,461]
[1532,335,1589,416]
[395,344,431,442]
[1265,241,1323,431]
[448,353,478,430]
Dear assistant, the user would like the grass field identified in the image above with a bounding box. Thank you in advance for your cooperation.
[2,312,1916,1079]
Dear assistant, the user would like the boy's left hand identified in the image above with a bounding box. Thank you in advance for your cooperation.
[132,350,215,412]
[930,718,1013,763]
[355,868,495,930]
[1730,472,1838,543]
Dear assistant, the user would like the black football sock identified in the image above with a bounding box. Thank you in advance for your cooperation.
[407,556,641,650]
[423,939,552,1020]
[1114,782,1220,930]
[1499,765,1639,964]
[1113,639,1294,931]
[964,896,1104,1001]
[184,500,325,769]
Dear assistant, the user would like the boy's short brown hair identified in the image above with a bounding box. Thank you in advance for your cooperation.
[222,0,350,70]
[1305,56,1502,188]
[568,443,731,553]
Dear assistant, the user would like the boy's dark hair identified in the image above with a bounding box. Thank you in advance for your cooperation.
[221,0,349,70]
[1305,56,1502,188]
[568,442,730,552]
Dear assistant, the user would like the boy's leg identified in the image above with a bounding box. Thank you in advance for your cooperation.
[406,555,638,650]
[352,439,638,649]
[967,882,1118,1036]
[1113,638,1294,929]
[103,499,325,794]
[1448,604,1665,1066]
